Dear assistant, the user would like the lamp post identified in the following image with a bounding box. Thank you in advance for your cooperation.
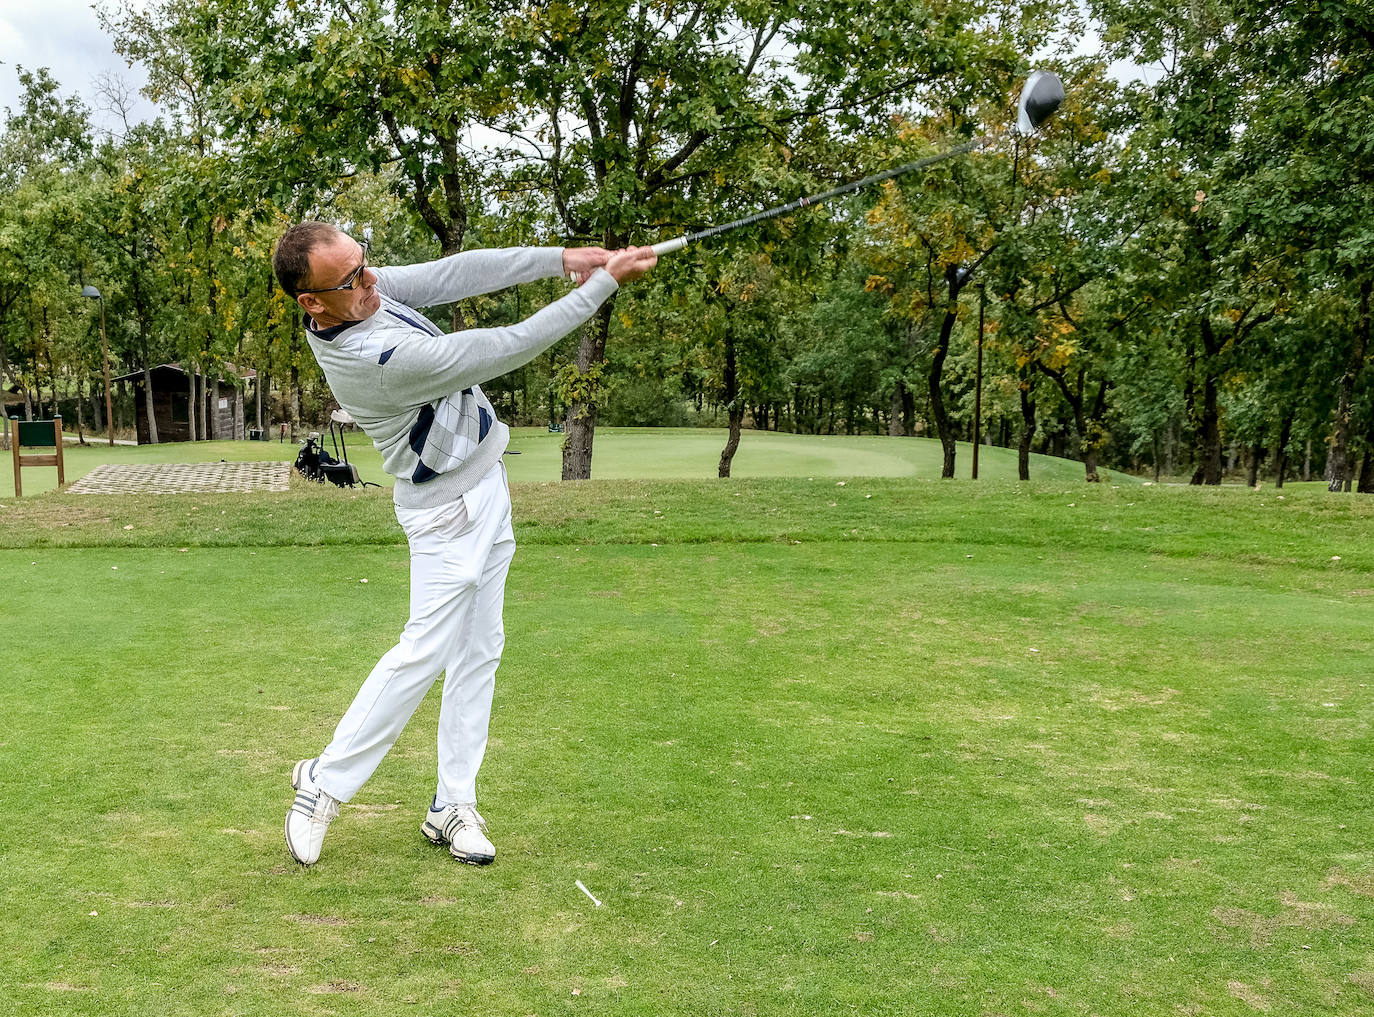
[972,282,985,480]
[81,285,116,446]
[954,265,985,479]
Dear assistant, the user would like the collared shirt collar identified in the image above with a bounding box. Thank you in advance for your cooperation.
[303,312,361,342]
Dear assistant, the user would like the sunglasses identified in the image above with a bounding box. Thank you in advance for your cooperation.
[298,240,369,294]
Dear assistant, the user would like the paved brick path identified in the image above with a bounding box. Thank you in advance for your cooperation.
[67,462,292,495]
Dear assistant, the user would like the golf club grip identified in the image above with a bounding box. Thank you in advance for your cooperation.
[653,137,986,254]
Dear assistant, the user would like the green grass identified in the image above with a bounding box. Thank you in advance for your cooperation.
[1,425,1113,496]
[2,463,1372,1015]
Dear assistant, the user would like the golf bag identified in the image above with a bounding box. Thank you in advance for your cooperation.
[294,412,379,489]
[294,433,338,483]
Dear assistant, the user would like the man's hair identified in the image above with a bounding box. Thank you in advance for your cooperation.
[273,221,343,298]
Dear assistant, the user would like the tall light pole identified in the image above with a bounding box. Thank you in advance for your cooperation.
[81,285,116,446]
[972,282,985,480]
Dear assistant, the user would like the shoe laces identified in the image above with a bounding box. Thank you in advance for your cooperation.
[290,785,340,826]
[440,802,487,832]
[313,790,340,825]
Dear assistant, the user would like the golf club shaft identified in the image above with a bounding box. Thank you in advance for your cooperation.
[651,137,987,256]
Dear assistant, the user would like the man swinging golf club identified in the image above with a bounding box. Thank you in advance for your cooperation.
[273,224,656,866]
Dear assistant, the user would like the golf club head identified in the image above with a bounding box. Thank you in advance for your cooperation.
[1017,70,1064,135]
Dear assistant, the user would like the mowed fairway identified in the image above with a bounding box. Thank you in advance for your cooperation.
[1,466,1372,1015]
[0,425,1108,496]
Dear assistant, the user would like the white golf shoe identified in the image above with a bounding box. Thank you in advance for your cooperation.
[285,758,340,866]
[421,800,495,865]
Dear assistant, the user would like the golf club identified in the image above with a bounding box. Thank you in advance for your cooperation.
[648,70,1065,258]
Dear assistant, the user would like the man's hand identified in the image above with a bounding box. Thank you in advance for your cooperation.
[604,246,658,284]
[563,247,610,285]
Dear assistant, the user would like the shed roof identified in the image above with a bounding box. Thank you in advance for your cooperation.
[111,362,257,384]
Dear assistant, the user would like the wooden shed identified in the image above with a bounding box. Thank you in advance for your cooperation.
[111,363,255,444]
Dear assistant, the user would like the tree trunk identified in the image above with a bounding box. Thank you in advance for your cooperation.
[1273,412,1293,488]
[1327,278,1371,492]
[289,363,301,442]
[143,366,159,444]
[1195,374,1223,484]
[719,408,744,478]
[561,299,616,480]
[30,348,42,419]
[1188,319,1224,485]
[129,229,158,444]
[75,378,87,443]
[1083,376,1109,482]
[718,328,741,478]
[187,370,197,442]
[1018,379,1036,482]
[0,342,12,438]
[1037,365,1106,482]
[888,386,904,436]
[929,307,958,479]
[1246,441,1264,487]
[1357,443,1374,494]
[1082,445,1101,482]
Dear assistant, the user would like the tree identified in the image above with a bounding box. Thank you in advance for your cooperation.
[0,69,99,426]
[1089,0,1292,484]
[1224,2,1374,491]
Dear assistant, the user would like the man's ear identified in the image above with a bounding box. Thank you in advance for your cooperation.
[297,293,322,317]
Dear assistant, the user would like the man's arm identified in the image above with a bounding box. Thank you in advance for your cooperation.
[372,247,567,308]
[380,270,620,406]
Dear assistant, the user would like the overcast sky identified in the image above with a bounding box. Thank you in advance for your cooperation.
[0,2,1157,142]
[0,0,155,133]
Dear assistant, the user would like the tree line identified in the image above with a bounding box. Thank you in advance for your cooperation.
[1,1,1370,489]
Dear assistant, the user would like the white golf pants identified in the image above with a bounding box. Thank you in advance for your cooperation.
[315,462,515,807]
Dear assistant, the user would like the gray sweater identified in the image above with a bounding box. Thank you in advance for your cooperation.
[304,247,618,508]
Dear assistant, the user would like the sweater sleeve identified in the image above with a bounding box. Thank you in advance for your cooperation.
[372,247,567,308]
[379,269,618,406]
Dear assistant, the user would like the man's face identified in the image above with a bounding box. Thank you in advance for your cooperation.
[297,234,381,325]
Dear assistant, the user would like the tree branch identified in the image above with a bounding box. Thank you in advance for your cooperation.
[381,109,450,248]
